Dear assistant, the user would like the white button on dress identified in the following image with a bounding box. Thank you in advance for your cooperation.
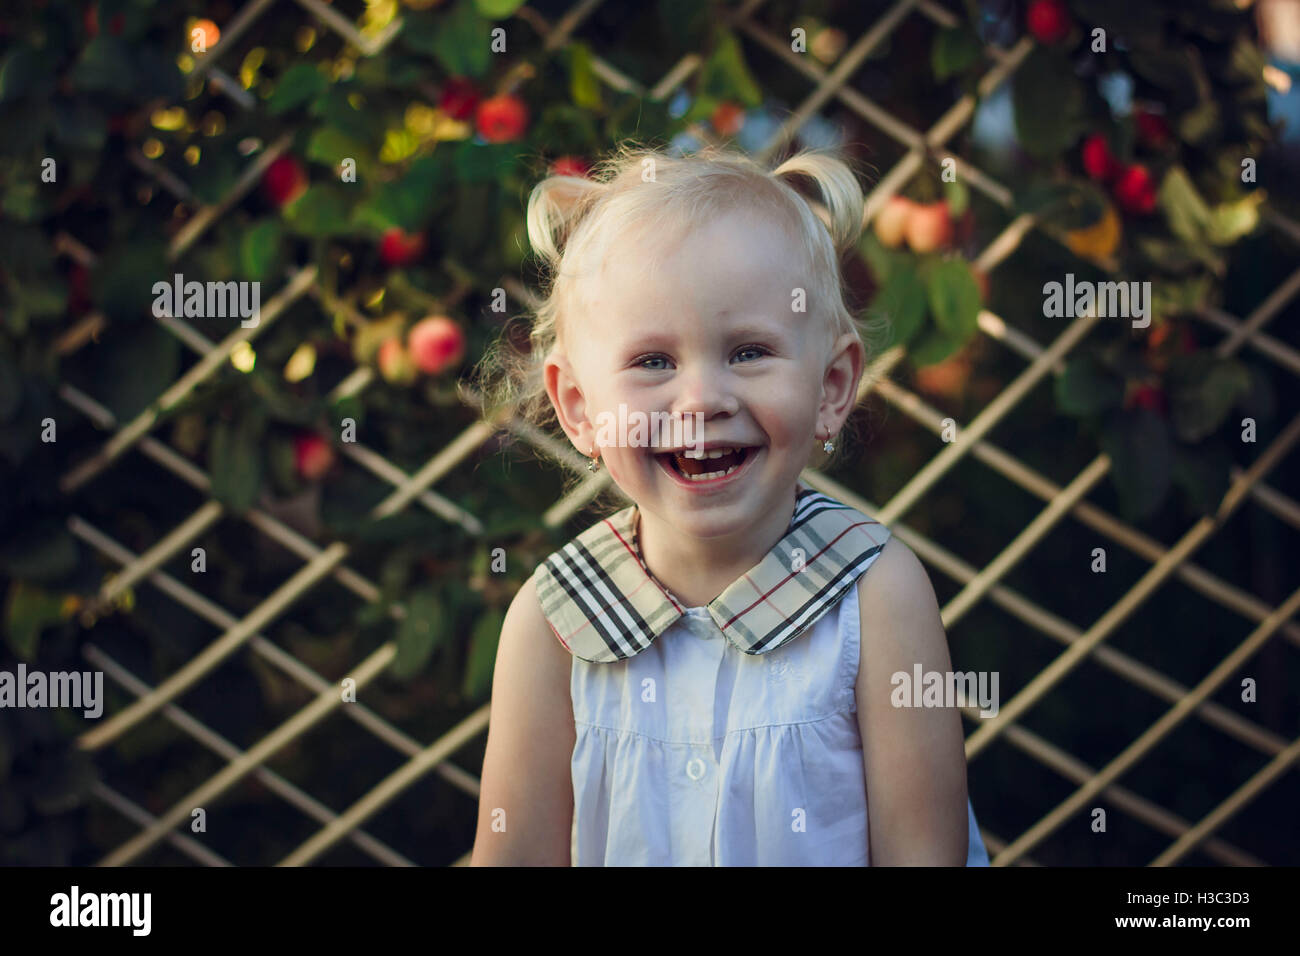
[568,584,992,866]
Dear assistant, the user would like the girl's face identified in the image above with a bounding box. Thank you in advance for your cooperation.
[545,207,862,541]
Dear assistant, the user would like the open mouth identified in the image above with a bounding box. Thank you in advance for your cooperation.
[655,446,754,484]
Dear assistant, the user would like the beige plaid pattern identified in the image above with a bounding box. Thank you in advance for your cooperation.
[534,482,892,663]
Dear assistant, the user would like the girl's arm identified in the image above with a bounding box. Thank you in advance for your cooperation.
[470,575,576,866]
[855,537,970,865]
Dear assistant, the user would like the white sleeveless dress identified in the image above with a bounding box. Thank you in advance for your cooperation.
[533,483,991,866]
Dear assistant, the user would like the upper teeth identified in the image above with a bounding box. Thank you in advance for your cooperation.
[683,446,739,459]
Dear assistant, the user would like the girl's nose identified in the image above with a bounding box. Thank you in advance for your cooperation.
[671,366,740,419]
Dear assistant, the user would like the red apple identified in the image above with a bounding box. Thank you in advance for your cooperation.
[262,154,308,208]
[550,155,591,178]
[475,94,529,143]
[1026,0,1070,44]
[1128,384,1167,415]
[67,263,91,315]
[904,201,953,253]
[1114,164,1157,216]
[711,101,745,137]
[1081,133,1119,181]
[1135,108,1172,150]
[379,227,426,267]
[407,316,466,375]
[293,433,334,480]
[190,18,220,53]
[377,336,418,385]
[438,77,480,122]
[873,196,915,249]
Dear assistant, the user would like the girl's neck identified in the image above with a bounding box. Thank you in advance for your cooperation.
[633,484,800,609]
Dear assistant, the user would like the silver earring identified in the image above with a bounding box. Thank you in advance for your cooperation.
[820,429,834,454]
[587,444,601,473]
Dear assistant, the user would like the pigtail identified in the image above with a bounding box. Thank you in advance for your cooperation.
[525,174,605,272]
[771,150,865,257]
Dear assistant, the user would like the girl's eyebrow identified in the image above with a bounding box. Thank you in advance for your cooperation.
[626,325,787,349]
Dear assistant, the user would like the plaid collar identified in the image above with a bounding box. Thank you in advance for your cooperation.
[534,483,891,663]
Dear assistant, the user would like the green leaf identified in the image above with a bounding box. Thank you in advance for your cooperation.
[474,0,526,18]
[93,239,169,322]
[1205,192,1263,245]
[391,587,446,680]
[657,0,711,50]
[72,36,135,95]
[925,259,980,341]
[209,416,264,512]
[354,52,425,89]
[873,262,927,349]
[462,607,504,700]
[942,176,969,218]
[1158,166,1214,244]
[283,185,352,236]
[0,520,78,583]
[1159,166,1261,248]
[352,153,450,233]
[1015,180,1107,231]
[1129,49,1194,90]
[932,27,981,80]
[568,42,604,111]
[909,328,965,367]
[306,126,373,178]
[51,98,107,151]
[405,0,492,77]
[1056,354,1124,417]
[91,322,180,421]
[2,179,49,222]
[1172,440,1230,516]
[4,580,67,661]
[239,219,284,282]
[1100,409,1174,520]
[1226,34,1268,86]
[267,63,327,116]
[453,140,519,183]
[1012,48,1085,158]
[1152,276,1213,317]
[857,231,907,284]
[683,93,721,124]
[1167,353,1252,443]
[0,46,55,101]
[1178,99,1220,146]
[697,28,762,107]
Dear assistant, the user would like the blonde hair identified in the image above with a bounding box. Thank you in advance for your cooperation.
[463,139,886,506]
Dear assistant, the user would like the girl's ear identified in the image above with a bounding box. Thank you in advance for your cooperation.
[819,331,865,431]
[543,348,594,453]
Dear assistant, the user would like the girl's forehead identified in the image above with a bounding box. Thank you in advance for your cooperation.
[596,218,802,295]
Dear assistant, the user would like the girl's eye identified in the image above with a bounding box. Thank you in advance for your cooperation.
[634,346,768,370]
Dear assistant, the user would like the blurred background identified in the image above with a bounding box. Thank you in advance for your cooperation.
[1,0,1298,866]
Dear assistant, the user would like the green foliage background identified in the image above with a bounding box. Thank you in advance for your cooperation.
[1,0,1297,865]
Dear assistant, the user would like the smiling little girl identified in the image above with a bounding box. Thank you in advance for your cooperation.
[468,142,990,866]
